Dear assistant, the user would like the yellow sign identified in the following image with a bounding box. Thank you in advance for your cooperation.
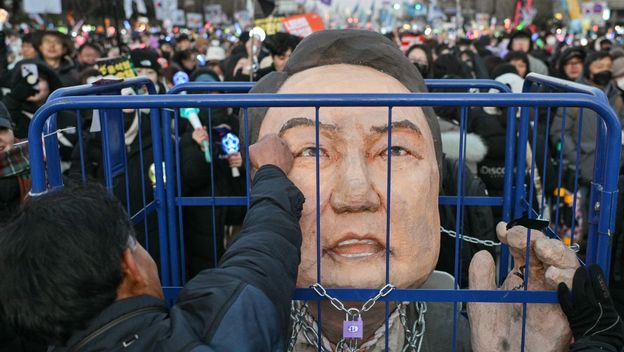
[95,56,137,79]
[255,17,285,35]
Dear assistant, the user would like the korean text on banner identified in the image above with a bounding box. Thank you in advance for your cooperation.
[282,13,325,37]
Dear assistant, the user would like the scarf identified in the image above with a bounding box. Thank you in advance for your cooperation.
[0,141,32,205]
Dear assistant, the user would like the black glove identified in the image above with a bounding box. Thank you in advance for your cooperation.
[558,264,624,350]
[9,74,38,101]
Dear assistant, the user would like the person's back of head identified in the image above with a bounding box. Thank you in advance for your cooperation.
[0,184,133,345]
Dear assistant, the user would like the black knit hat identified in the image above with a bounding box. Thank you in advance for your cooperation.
[507,29,533,51]
[244,29,443,179]
[130,48,161,71]
[559,47,586,65]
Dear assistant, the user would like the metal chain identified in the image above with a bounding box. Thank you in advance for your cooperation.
[311,283,395,317]
[290,284,396,352]
[440,226,581,252]
[288,301,333,352]
[398,302,427,352]
[440,226,501,247]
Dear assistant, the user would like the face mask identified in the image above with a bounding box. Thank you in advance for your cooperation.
[617,79,624,91]
[414,62,428,77]
[592,70,612,86]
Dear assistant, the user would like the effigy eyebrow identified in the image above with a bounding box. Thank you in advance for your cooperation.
[370,119,422,136]
[278,117,339,136]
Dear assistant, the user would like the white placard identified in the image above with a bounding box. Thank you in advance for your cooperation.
[23,0,62,14]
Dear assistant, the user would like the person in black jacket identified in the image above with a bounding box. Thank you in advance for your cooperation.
[35,30,79,87]
[0,134,303,351]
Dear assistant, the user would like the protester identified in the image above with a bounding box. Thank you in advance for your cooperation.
[172,48,198,76]
[129,47,166,93]
[0,134,304,351]
[256,32,301,79]
[406,44,433,78]
[507,29,550,76]
[19,32,39,60]
[36,30,79,86]
[76,42,103,71]
[505,50,531,78]
[557,47,586,81]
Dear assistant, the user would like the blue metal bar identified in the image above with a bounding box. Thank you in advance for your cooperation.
[160,286,562,304]
[162,109,180,282]
[75,110,87,184]
[540,108,552,218]
[519,106,541,352]
[499,105,517,283]
[385,106,392,352]
[176,196,503,207]
[47,77,157,100]
[28,92,623,111]
[452,106,468,352]
[243,109,251,209]
[167,79,513,95]
[173,109,187,283]
[167,81,256,94]
[386,106,393,285]
[554,108,568,236]
[570,109,584,243]
[523,72,605,98]
[176,196,248,206]
[315,105,322,352]
[207,109,219,268]
[136,110,151,251]
[148,107,171,287]
[293,289,559,303]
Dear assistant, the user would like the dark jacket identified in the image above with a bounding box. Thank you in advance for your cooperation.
[48,56,80,87]
[49,165,304,352]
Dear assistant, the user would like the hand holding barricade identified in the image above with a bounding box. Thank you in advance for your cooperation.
[468,222,579,351]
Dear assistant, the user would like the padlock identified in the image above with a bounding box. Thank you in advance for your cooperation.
[342,315,363,339]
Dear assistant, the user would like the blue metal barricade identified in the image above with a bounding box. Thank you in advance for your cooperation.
[27,77,620,351]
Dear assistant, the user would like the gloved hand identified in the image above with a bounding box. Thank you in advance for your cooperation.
[9,74,38,101]
[558,264,624,351]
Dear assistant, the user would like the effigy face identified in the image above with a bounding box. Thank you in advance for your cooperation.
[258,64,440,290]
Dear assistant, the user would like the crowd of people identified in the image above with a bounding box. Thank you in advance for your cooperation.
[0,20,623,352]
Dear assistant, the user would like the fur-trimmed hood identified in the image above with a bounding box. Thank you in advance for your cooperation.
[440,131,488,164]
